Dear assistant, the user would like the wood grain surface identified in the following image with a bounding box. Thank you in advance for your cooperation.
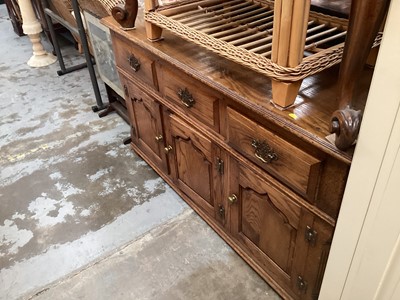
[104,13,373,164]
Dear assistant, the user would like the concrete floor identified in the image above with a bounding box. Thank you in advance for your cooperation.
[0,5,280,300]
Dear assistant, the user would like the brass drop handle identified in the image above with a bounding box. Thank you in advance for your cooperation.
[155,135,163,143]
[164,145,173,153]
[228,194,238,204]
[251,139,278,164]
[128,54,140,72]
[177,87,195,108]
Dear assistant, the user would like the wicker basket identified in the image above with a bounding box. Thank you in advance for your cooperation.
[144,0,382,107]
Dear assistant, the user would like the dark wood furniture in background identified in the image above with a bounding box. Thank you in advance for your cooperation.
[311,0,351,18]
[4,0,24,36]
[103,7,377,297]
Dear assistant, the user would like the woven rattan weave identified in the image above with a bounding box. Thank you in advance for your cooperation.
[145,0,381,82]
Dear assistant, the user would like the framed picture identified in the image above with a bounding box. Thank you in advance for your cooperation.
[84,11,124,98]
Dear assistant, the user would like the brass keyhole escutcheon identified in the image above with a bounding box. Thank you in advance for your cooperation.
[132,97,143,103]
[164,145,173,153]
[155,135,163,143]
[228,194,238,204]
[218,204,225,218]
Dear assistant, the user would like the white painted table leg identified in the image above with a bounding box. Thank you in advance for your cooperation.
[19,0,57,67]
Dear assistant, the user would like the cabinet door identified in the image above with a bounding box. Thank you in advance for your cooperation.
[165,113,221,218]
[227,159,333,299]
[126,81,168,173]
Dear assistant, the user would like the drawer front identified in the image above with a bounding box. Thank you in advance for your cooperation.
[227,107,321,200]
[112,33,158,89]
[159,65,219,132]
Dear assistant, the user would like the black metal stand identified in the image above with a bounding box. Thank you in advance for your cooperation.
[42,0,107,112]
[98,84,129,121]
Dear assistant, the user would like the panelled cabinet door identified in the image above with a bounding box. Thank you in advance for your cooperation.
[293,215,334,300]
[126,81,168,173]
[121,77,139,142]
[165,113,221,219]
[227,158,333,300]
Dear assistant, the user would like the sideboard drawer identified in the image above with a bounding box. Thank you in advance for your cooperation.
[112,33,158,90]
[159,65,220,132]
[226,107,321,200]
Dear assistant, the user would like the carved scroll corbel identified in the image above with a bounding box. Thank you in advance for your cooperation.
[330,108,362,150]
[112,0,138,29]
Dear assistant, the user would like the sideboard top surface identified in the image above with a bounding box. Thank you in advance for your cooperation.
[103,14,374,164]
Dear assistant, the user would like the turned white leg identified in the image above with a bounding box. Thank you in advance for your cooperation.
[19,0,57,67]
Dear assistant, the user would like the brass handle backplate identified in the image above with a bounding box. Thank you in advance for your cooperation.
[251,139,278,164]
[128,54,140,72]
[228,194,238,204]
[177,87,195,108]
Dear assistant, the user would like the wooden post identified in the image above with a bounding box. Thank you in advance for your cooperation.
[19,0,57,67]
[145,0,163,41]
[271,0,310,108]
[330,0,390,150]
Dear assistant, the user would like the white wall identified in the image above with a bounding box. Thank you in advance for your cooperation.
[319,0,400,299]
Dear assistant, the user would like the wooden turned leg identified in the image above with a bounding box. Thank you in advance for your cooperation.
[144,0,163,41]
[271,0,310,108]
[331,0,390,150]
[271,80,302,108]
[145,22,163,41]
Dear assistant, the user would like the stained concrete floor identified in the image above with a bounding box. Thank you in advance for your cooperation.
[0,5,280,300]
